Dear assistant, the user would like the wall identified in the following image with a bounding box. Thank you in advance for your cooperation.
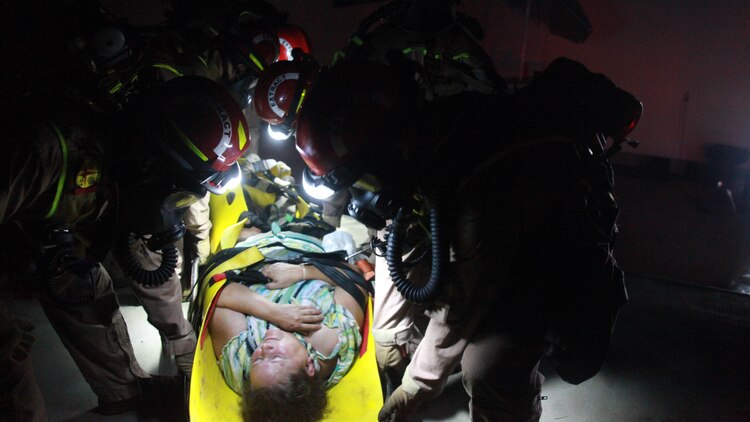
[107,0,750,165]
[273,0,750,165]
[266,2,750,292]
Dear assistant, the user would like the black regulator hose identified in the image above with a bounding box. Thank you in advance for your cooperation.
[121,233,179,287]
[386,203,448,304]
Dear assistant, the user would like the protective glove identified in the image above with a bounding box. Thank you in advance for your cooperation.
[379,367,435,421]
[378,384,425,422]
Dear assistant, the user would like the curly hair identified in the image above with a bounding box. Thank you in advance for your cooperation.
[242,368,328,422]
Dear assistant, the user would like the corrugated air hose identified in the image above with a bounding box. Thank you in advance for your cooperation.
[121,233,178,287]
[386,201,448,304]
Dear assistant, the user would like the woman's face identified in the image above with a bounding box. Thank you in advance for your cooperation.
[249,328,314,388]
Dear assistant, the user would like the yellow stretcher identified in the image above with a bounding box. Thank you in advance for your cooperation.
[191,188,383,421]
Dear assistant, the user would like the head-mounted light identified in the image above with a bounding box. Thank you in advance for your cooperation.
[267,123,293,141]
[201,162,243,195]
[302,167,336,200]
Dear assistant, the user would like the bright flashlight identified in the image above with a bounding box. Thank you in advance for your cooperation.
[302,172,335,200]
[267,124,291,141]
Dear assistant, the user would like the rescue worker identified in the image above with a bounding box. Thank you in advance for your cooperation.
[141,1,316,243]
[0,75,251,417]
[253,57,640,421]
[77,0,312,292]
[153,0,312,151]
[320,0,504,228]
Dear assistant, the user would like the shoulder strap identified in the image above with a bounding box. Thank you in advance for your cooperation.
[301,256,373,313]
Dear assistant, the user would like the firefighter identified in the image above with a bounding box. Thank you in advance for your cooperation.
[253,57,640,421]
[319,0,505,229]
[72,0,314,290]
[0,76,251,417]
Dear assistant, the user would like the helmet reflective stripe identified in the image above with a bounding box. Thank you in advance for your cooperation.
[202,97,234,161]
[279,37,293,60]
[295,89,307,114]
[238,120,248,150]
[248,52,265,72]
[268,72,300,118]
[170,121,209,162]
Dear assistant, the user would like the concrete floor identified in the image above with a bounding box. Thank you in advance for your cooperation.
[4,216,750,421]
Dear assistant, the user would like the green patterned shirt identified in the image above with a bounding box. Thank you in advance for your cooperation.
[218,279,362,394]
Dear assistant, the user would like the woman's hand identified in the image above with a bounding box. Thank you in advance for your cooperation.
[270,304,323,334]
[261,262,305,289]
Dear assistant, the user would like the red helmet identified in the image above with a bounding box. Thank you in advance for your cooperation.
[153,76,251,194]
[276,24,311,62]
[231,22,280,75]
[252,59,319,134]
[294,61,418,194]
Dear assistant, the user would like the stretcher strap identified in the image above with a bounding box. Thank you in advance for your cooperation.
[302,257,373,314]
[193,246,266,334]
[199,276,229,350]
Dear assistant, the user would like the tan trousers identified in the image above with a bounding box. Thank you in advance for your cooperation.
[0,306,47,422]
[39,237,196,404]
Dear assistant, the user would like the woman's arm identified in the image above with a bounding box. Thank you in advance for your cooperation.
[262,262,367,327]
[262,262,319,289]
[215,283,323,333]
[262,262,363,290]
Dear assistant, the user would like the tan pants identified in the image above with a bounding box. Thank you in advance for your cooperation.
[461,331,545,422]
[107,237,198,357]
[373,152,559,420]
[374,251,545,421]
[39,237,196,404]
[38,263,147,403]
[0,306,47,422]
[119,238,196,357]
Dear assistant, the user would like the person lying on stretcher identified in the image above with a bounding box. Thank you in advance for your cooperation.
[208,260,369,421]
